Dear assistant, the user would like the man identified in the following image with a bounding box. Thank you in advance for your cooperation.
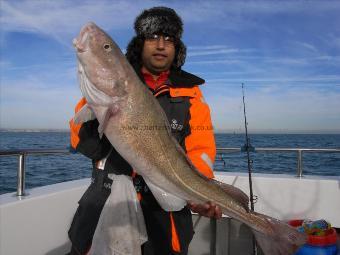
[68,6,221,255]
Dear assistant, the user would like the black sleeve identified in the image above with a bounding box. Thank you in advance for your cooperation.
[76,119,111,160]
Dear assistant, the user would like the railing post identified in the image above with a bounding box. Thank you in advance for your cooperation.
[210,218,217,255]
[296,150,303,177]
[17,153,26,196]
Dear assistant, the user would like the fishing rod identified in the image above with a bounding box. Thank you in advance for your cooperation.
[241,83,257,254]
[242,83,255,211]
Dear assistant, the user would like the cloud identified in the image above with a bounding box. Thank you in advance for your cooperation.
[186,47,256,65]
[0,60,11,69]
[188,59,243,65]
[177,0,340,33]
[334,37,340,49]
[1,0,146,46]
[0,78,81,129]
[188,45,232,50]
[205,75,340,85]
[188,56,340,67]
[293,41,318,52]
[205,84,340,133]
[1,0,339,133]
[3,0,339,43]
[211,1,340,15]
[188,48,240,57]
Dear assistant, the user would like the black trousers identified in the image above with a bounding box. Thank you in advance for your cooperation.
[68,169,112,254]
[68,170,194,255]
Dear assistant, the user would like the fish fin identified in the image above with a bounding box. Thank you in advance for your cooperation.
[143,177,187,211]
[210,179,249,211]
[163,120,212,181]
[161,111,196,172]
[73,104,96,124]
[93,105,117,138]
[252,213,307,255]
[168,129,209,180]
[162,114,205,178]
[161,108,250,211]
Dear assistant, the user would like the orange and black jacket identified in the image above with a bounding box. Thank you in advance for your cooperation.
[68,67,216,255]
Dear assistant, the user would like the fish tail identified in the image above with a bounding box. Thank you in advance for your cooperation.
[251,212,306,255]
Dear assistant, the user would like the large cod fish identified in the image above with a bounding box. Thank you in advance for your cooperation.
[73,22,306,254]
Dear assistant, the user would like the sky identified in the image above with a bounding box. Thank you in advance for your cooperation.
[0,0,339,133]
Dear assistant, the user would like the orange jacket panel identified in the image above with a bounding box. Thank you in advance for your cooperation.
[170,212,181,253]
[170,86,216,179]
[69,97,87,149]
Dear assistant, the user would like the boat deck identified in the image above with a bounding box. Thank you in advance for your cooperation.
[1,173,340,255]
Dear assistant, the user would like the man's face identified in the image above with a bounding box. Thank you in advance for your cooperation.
[142,34,176,75]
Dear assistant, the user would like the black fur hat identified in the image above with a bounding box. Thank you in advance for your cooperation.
[135,6,183,40]
[126,7,186,69]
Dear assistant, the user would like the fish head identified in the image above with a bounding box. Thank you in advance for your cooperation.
[73,22,128,102]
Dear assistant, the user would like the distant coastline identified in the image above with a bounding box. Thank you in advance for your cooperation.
[1,128,339,135]
[214,129,340,135]
[0,128,69,133]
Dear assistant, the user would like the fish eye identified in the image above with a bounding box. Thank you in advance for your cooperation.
[103,44,112,51]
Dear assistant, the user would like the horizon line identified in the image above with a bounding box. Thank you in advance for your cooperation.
[1,128,339,135]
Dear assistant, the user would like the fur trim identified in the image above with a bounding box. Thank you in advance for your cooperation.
[126,36,144,68]
[134,7,183,40]
[175,40,186,68]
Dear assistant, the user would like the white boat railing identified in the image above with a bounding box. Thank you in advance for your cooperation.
[216,147,340,177]
[0,147,339,196]
[0,149,70,196]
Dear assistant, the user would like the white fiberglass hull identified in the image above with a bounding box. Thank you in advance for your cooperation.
[1,173,339,255]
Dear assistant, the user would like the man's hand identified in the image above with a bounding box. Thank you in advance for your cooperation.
[187,201,222,219]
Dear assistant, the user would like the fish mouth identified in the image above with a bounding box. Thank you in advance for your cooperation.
[73,22,97,53]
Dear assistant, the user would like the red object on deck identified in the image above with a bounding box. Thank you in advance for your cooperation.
[288,219,338,246]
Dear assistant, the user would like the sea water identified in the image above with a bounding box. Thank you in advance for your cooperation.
[0,132,339,194]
